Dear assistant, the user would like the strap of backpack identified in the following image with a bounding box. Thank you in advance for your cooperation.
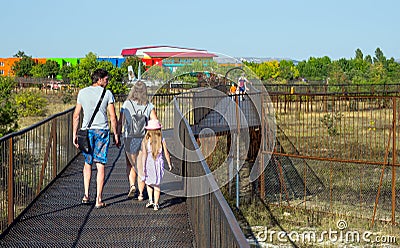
[129,100,137,114]
[142,103,148,114]
[129,100,148,115]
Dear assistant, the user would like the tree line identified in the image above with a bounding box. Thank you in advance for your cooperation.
[11,51,145,95]
[244,48,400,85]
[10,47,400,89]
[2,47,399,137]
[1,51,145,137]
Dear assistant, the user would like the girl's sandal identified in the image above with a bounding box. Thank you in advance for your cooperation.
[146,200,154,208]
[138,194,144,201]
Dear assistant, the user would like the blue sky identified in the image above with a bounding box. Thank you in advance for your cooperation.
[1,0,399,61]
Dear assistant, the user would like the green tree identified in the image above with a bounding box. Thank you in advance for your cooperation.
[12,56,36,77]
[68,52,99,87]
[373,47,386,64]
[279,60,299,80]
[0,77,19,137]
[31,63,47,78]
[328,61,349,85]
[107,66,128,95]
[386,58,400,82]
[13,50,28,58]
[43,60,60,78]
[254,61,280,80]
[67,53,126,94]
[121,56,145,81]
[297,56,331,81]
[355,48,363,60]
[144,64,172,81]
[174,60,219,77]
[370,62,387,84]
[348,58,371,84]
[364,55,373,64]
[59,64,74,81]
[31,60,60,78]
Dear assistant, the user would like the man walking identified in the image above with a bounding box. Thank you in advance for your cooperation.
[72,68,120,208]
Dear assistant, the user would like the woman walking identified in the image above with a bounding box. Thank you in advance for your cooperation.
[118,81,157,200]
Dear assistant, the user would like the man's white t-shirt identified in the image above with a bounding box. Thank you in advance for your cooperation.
[77,86,115,130]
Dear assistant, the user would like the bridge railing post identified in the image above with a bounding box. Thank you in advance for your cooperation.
[7,137,14,226]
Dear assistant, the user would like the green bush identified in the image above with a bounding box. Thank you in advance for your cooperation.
[15,91,48,117]
[0,77,19,137]
[61,90,74,104]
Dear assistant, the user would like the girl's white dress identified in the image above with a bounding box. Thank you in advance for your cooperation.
[144,138,165,186]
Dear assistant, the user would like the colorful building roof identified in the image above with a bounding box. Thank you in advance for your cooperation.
[143,52,215,58]
[121,45,216,58]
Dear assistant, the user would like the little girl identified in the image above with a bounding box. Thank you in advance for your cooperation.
[141,119,172,210]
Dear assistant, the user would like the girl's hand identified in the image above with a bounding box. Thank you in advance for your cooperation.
[169,163,173,171]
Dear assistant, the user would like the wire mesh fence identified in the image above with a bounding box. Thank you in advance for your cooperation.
[257,93,400,228]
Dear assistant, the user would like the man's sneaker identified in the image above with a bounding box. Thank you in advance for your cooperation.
[146,200,154,208]
[127,185,136,198]
[153,204,159,211]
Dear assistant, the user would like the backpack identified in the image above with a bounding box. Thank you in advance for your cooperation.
[128,100,148,138]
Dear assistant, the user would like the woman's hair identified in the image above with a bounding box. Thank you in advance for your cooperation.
[127,80,148,105]
[145,129,162,160]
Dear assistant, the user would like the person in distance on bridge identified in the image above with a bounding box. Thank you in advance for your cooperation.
[237,73,249,101]
[141,119,172,211]
[230,82,237,101]
[72,68,120,209]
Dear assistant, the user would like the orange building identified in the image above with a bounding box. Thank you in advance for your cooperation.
[0,58,47,76]
[0,58,20,76]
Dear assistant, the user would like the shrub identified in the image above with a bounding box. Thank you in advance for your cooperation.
[61,90,74,104]
[0,77,19,137]
[15,91,48,117]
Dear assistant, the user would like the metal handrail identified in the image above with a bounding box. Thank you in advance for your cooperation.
[0,107,79,233]
[173,98,249,247]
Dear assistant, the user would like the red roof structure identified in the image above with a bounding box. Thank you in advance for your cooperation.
[143,52,215,58]
[121,45,216,58]
[121,45,217,71]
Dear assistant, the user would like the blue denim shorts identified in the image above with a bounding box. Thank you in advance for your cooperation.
[82,129,110,165]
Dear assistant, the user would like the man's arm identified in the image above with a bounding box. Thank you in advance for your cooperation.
[72,104,82,148]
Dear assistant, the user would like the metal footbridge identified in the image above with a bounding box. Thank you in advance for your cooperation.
[0,90,262,247]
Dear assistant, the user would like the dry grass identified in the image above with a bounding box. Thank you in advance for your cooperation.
[17,91,76,130]
[15,89,128,131]
[276,107,393,164]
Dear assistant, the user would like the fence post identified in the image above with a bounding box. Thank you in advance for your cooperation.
[392,97,397,225]
[37,120,55,195]
[52,119,57,178]
[7,138,14,225]
[260,94,265,199]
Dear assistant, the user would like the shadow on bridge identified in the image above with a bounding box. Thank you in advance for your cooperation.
[0,143,195,247]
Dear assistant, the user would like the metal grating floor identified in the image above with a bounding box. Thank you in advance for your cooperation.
[0,145,195,248]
